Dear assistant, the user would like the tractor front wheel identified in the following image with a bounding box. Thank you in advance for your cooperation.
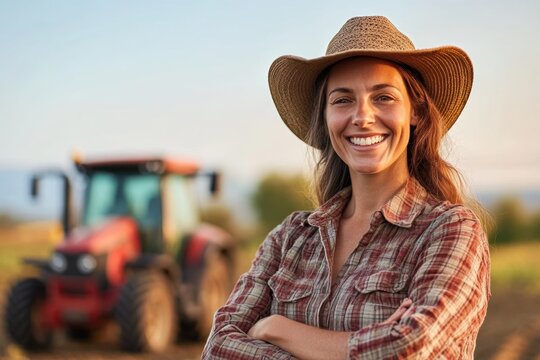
[5,278,52,350]
[115,272,177,352]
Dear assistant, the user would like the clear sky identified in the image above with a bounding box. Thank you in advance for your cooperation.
[1,0,539,192]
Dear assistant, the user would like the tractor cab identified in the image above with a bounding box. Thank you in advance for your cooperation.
[77,157,207,256]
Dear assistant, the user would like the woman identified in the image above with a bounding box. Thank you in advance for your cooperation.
[203,16,490,359]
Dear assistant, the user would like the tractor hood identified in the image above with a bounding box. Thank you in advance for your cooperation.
[57,217,140,256]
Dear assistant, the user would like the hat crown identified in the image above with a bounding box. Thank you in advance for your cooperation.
[326,16,415,55]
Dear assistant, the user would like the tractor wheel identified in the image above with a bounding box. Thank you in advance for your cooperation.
[5,278,52,350]
[115,272,177,352]
[189,247,233,339]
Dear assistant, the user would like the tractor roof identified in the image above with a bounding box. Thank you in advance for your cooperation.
[76,157,201,175]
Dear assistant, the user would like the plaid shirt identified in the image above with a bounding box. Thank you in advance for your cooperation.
[203,178,491,359]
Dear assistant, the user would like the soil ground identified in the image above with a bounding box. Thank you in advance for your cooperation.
[476,289,540,360]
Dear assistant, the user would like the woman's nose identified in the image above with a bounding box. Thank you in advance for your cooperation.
[351,100,375,127]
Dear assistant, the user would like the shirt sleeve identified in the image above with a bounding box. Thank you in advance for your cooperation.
[201,213,305,360]
[348,208,491,359]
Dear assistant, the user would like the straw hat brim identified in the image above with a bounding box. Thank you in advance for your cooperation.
[268,46,473,147]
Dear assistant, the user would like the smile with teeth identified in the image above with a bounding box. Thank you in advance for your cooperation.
[348,135,385,146]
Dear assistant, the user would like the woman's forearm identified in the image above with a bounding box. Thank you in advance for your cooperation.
[247,298,414,359]
[248,315,351,360]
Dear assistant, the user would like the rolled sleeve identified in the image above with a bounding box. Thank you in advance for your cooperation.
[347,210,491,359]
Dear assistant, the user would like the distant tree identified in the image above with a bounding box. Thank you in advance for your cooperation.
[489,197,527,244]
[0,213,19,227]
[251,172,313,235]
[526,211,540,241]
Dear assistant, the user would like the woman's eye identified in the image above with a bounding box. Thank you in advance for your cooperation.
[375,95,394,102]
[330,98,351,105]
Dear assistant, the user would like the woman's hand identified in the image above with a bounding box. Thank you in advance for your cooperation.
[248,314,283,342]
[382,297,415,325]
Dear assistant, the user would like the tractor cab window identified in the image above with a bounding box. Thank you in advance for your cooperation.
[83,172,163,252]
[163,175,199,255]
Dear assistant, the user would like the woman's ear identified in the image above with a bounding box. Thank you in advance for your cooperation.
[410,113,419,126]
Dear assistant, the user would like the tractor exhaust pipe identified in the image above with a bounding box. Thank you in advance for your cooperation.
[31,170,73,235]
[208,171,221,196]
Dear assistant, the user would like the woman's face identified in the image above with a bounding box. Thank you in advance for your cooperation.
[325,57,416,178]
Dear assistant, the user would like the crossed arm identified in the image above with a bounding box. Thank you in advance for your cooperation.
[247,298,415,360]
[202,211,490,359]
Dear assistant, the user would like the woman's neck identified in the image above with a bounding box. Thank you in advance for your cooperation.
[343,167,410,219]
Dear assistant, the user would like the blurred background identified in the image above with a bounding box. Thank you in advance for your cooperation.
[1,0,539,359]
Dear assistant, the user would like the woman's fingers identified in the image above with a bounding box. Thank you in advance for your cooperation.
[381,298,413,325]
[402,304,416,319]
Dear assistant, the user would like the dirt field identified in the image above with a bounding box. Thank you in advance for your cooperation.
[1,223,539,359]
[476,290,540,360]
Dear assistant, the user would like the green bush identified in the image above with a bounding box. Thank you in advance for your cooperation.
[251,172,313,235]
[489,197,540,244]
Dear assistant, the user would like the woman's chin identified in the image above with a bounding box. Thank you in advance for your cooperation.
[348,164,384,176]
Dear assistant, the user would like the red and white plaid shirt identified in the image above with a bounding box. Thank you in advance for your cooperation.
[203,178,491,359]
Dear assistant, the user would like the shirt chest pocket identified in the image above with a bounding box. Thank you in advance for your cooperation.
[345,270,409,328]
[268,268,313,320]
[355,269,409,306]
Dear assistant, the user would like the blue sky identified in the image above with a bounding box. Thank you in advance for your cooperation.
[1,0,539,193]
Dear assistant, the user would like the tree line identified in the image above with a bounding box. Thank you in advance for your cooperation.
[202,172,539,246]
[488,197,540,244]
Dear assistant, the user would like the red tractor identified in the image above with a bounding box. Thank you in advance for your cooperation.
[4,157,235,352]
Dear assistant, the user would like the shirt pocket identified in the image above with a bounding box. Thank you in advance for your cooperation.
[356,270,409,306]
[268,268,313,302]
[268,268,313,320]
[345,270,409,328]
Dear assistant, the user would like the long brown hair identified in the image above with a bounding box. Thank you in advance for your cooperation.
[306,59,466,206]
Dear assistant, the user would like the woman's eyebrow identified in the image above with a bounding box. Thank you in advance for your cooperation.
[371,83,400,91]
[328,83,401,97]
[327,87,353,97]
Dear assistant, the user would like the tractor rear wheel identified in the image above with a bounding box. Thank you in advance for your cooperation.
[115,272,177,352]
[196,248,232,337]
[5,278,52,350]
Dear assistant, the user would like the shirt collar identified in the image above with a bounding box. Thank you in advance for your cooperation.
[380,177,428,228]
[307,177,429,228]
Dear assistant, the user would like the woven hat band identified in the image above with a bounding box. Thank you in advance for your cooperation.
[326,16,415,54]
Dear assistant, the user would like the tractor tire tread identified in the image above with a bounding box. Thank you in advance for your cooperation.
[5,278,51,350]
[115,272,176,352]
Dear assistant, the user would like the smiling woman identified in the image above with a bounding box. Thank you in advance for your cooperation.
[203,16,491,360]
[325,58,415,179]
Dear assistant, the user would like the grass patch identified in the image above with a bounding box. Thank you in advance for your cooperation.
[490,242,540,294]
[0,241,53,283]
[0,222,59,286]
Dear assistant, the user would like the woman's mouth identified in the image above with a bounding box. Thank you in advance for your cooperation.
[348,135,385,146]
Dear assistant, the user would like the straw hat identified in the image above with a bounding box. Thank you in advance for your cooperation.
[268,16,473,147]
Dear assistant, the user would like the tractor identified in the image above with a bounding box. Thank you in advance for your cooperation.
[4,156,235,352]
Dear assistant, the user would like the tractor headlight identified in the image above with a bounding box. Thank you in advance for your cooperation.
[50,252,67,273]
[77,254,97,274]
